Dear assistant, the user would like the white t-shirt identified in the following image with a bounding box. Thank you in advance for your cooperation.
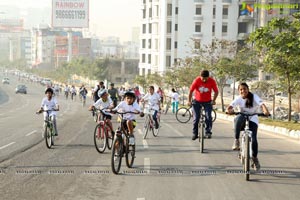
[142,92,161,111]
[93,97,114,116]
[170,92,179,103]
[114,101,141,120]
[41,97,58,117]
[229,93,264,125]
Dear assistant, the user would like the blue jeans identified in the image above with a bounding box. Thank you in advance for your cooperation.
[192,101,213,136]
[234,114,258,157]
[152,110,159,127]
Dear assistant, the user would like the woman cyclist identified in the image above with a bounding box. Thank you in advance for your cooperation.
[226,82,270,171]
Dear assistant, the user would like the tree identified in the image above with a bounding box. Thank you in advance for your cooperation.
[249,14,300,121]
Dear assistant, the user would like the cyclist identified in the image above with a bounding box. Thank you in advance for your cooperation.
[112,91,143,145]
[141,86,161,129]
[226,82,270,171]
[188,69,219,140]
[64,85,70,99]
[70,85,77,101]
[89,89,115,136]
[157,87,165,106]
[37,88,59,136]
[108,83,119,107]
[79,85,88,102]
[93,81,105,102]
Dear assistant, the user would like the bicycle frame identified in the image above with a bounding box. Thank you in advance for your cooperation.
[143,107,160,139]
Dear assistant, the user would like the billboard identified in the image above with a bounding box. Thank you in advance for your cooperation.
[52,0,89,28]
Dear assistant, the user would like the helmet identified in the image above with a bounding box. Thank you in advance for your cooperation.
[45,87,54,94]
[124,90,135,98]
[98,89,107,97]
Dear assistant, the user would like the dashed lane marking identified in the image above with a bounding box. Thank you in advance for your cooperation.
[26,130,37,136]
[0,142,16,150]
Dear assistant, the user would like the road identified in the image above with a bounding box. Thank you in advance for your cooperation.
[0,75,300,200]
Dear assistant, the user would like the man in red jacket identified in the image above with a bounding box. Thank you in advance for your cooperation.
[188,70,219,140]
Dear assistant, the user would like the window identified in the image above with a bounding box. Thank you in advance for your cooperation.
[149,23,152,33]
[166,38,171,50]
[213,6,216,18]
[196,6,202,15]
[142,39,146,48]
[175,24,178,31]
[167,4,172,16]
[174,41,177,49]
[212,23,215,33]
[148,39,151,49]
[148,54,151,64]
[167,21,172,33]
[155,5,159,17]
[149,8,152,18]
[222,24,228,33]
[195,23,201,32]
[223,7,228,16]
[166,55,171,67]
[142,24,146,33]
[175,7,178,15]
[143,9,146,18]
[142,54,146,63]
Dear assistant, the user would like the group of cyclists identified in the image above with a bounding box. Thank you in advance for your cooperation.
[37,69,271,172]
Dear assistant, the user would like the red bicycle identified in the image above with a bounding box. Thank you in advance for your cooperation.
[93,108,114,153]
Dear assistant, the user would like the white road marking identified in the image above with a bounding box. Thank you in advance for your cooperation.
[144,158,150,174]
[0,142,16,150]
[26,130,37,136]
[142,139,148,149]
[137,198,145,200]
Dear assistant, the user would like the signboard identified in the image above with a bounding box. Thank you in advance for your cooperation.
[52,0,89,28]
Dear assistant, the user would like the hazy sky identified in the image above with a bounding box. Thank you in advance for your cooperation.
[0,0,140,41]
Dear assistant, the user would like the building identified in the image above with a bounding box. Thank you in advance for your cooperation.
[139,0,244,76]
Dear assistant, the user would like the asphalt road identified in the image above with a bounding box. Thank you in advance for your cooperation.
[0,75,300,200]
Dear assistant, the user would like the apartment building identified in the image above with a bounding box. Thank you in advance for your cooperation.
[139,0,250,76]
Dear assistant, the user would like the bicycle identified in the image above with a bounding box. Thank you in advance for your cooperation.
[36,109,58,149]
[176,105,217,123]
[93,108,114,153]
[142,107,161,139]
[231,112,268,181]
[198,105,206,153]
[111,111,139,175]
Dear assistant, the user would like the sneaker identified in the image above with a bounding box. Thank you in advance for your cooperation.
[192,134,198,140]
[205,132,212,139]
[251,157,261,171]
[232,139,240,150]
[129,136,135,145]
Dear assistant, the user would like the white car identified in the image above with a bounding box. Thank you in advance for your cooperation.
[2,77,9,84]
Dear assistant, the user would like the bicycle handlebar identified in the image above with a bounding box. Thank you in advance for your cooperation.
[226,112,270,117]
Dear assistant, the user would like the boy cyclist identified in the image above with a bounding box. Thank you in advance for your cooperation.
[141,86,161,129]
[89,89,115,136]
[112,91,143,145]
[36,88,59,136]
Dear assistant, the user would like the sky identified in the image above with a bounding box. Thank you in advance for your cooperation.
[0,0,140,42]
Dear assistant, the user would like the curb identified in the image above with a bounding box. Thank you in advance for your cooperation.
[217,113,300,142]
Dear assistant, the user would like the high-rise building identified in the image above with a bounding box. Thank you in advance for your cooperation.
[139,0,247,76]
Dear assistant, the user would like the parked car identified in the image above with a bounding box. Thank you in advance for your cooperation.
[15,85,27,94]
[2,77,9,84]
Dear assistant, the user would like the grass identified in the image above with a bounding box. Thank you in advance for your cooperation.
[259,117,300,131]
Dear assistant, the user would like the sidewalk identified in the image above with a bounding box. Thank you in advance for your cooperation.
[217,112,300,141]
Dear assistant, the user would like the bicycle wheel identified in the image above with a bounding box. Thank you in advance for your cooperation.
[176,107,192,123]
[199,122,205,153]
[94,124,106,153]
[126,138,135,168]
[106,127,113,150]
[245,134,250,181]
[143,115,150,139]
[111,137,123,174]
[212,109,217,122]
[152,116,160,137]
[44,125,52,149]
